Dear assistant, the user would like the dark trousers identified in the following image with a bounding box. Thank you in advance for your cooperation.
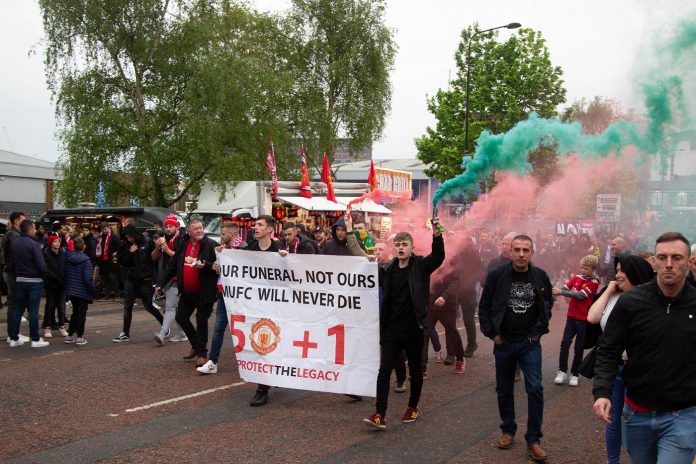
[458,290,478,349]
[429,309,464,360]
[98,261,119,298]
[3,271,16,337]
[558,318,587,376]
[43,288,66,329]
[394,351,407,384]
[175,293,214,358]
[376,329,425,416]
[122,279,163,335]
[67,298,89,337]
[494,338,544,444]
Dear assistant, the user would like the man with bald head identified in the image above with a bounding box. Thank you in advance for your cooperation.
[486,232,518,272]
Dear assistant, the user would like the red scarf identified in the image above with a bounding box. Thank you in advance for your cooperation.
[285,238,300,254]
[96,230,111,261]
[168,229,180,251]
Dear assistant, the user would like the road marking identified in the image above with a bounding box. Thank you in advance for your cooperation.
[119,381,247,414]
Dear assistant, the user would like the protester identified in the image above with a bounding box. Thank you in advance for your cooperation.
[8,219,49,348]
[279,222,315,254]
[243,215,282,406]
[456,233,485,357]
[197,221,247,375]
[478,235,553,462]
[314,227,328,251]
[42,235,67,338]
[80,224,97,264]
[428,260,465,374]
[63,237,96,345]
[587,254,654,464]
[152,214,187,344]
[363,216,444,429]
[552,255,599,386]
[322,217,367,257]
[112,224,164,343]
[157,220,218,368]
[593,232,696,464]
[3,211,27,344]
[95,222,120,300]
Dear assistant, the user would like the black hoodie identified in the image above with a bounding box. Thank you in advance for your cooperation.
[118,224,155,281]
[321,217,366,256]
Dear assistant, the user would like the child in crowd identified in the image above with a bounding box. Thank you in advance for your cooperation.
[552,255,599,386]
[63,238,96,346]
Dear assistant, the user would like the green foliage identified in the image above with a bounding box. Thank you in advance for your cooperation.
[286,0,396,169]
[41,0,395,207]
[416,26,566,184]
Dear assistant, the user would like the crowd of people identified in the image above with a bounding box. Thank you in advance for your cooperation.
[2,209,696,463]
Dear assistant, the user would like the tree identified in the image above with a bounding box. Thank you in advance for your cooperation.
[41,0,297,207]
[416,26,566,183]
[560,96,627,134]
[286,0,396,169]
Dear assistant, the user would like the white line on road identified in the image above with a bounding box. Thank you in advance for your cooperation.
[114,381,247,415]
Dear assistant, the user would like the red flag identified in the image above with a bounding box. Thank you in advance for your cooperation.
[265,137,278,200]
[299,145,312,199]
[368,159,377,191]
[321,152,337,202]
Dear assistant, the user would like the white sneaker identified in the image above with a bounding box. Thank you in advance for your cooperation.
[554,371,567,385]
[169,333,188,343]
[44,328,53,338]
[569,375,579,387]
[7,334,30,344]
[58,327,69,337]
[9,339,25,347]
[196,360,218,374]
[21,316,28,323]
[31,338,49,348]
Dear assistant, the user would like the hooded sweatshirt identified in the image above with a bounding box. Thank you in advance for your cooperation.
[118,224,155,281]
[321,218,366,257]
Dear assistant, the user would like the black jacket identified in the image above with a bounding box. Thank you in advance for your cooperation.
[322,217,366,256]
[478,261,553,340]
[157,234,218,304]
[11,233,47,279]
[43,248,65,290]
[379,235,444,334]
[118,224,155,281]
[1,228,20,273]
[429,262,459,312]
[279,236,316,255]
[593,279,696,412]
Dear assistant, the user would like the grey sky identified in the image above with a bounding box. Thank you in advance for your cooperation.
[0,0,689,163]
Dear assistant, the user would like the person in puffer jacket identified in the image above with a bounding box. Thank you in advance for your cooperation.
[63,238,96,345]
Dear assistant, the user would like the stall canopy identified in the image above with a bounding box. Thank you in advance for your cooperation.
[337,198,391,214]
[277,196,347,212]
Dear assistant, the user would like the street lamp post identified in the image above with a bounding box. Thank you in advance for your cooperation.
[463,22,521,155]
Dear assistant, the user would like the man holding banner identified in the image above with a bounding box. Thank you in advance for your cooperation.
[364,217,444,429]
[217,214,381,408]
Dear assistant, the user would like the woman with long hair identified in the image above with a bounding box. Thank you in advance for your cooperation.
[587,254,654,464]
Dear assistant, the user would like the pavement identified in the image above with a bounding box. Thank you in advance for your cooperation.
[0,297,627,463]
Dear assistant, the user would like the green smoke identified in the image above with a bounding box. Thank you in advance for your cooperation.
[433,18,695,206]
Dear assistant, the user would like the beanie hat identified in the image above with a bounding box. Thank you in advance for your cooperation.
[52,221,62,232]
[164,214,179,228]
[47,235,61,247]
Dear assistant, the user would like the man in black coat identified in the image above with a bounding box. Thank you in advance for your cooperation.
[279,222,315,255]
[479,234,553,462]
[112,224,164,343]
[157,220,218,369]
[363,217,444,430]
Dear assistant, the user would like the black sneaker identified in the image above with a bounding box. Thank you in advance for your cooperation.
[112,332,130,343]
[444,354,455,365]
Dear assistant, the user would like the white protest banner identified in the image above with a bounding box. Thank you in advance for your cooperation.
[217,249,380,397]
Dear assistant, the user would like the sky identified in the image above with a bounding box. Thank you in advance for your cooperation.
[0,0,689,163]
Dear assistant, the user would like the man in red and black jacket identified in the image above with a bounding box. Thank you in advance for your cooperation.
[157,220,218,368]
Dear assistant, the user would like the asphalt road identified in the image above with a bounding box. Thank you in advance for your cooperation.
[1,298,622,463]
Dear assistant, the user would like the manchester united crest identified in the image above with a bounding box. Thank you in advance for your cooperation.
[250,318,281,355]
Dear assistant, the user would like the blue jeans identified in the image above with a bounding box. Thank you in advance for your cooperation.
[493,338,544,444]
[208,298,228,364]
[11,281,43,341]
[606,364,625,464]
[622,404,696,464]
